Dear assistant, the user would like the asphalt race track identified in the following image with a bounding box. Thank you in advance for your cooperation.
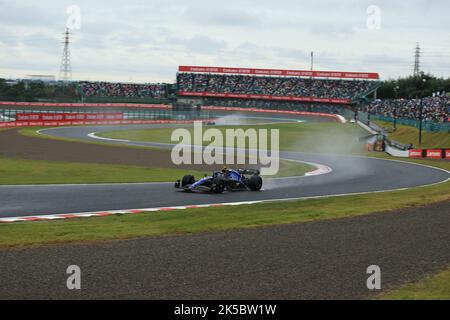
[0,123,448,218]
[1,121,450,300]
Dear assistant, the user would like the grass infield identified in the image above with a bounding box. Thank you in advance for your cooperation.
[0,157,209,185]
[0,156,313,185]
[97,122,368,154]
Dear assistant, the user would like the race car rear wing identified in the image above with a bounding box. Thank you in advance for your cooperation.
[238,169,261,176]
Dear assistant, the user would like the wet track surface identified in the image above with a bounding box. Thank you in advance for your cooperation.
[0,124,448,218]
[0,121,449,299]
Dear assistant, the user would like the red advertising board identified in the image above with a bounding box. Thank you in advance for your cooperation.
[16,113,124,122]
[0,102,171,109]
[179,91,351,105]
[409,149,423,158]
[426,149,443,159]
[446,150,450,159]
[179,66,380,80]
[0,119,216,128]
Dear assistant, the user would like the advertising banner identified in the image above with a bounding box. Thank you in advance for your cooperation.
[0,119,215,128]
[408,149,423,158]
[426,149,443,159]
[16,113,124,122]
[179,66,380,80]
[0,102,171,109]
[446,150,450,159]
[179,91,351,105]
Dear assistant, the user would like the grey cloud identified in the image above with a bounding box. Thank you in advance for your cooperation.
[183,6,263,28]
[0,0,449,81]
[163,34,227,54]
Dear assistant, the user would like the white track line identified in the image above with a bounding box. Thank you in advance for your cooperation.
[1,173,448,223]
[87,132,130,142]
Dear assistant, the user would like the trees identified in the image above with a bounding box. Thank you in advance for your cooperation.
[0,79,79,101]
[377,74,450,99]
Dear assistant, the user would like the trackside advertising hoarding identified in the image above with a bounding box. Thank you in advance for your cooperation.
[409,149,449,159]
[0,119,215,128]
[179,91,351,105]
[16,113,124,122]
[178,65,380,80]
[409,149,423,158]
[0,101,171,109]
[426,149,443,159]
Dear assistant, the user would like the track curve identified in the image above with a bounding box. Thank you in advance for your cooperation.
[0,123,449,219]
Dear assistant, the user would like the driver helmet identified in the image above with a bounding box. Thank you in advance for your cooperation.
[221,166,229,174]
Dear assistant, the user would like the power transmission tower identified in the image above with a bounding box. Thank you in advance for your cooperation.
[413,43,421,77]
[59,28,72,81]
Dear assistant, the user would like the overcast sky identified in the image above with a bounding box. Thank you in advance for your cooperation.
[0,0,449,83]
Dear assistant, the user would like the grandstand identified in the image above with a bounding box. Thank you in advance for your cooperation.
[2,65,448,125]
[79,81,168,99]
[366,94,449,123]
[176,65,381,105]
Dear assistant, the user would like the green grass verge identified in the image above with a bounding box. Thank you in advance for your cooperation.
[8,128,315,184]
[379,266,450,300]
[374,120,450,149]
[274,160,314,178]
[97,122,368,154]
[0,156,313,185]
[0,159,448,248]
[0,157,208,185]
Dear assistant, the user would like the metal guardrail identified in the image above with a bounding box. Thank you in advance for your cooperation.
[355,112,450,133]
[0,108,213,122]
[372,115,450,133]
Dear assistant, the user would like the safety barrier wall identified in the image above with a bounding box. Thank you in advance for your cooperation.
[1,101,350,126]
[0,101,171,109]
[0,119,215,128]
[0,104,215,123]
[179,91,351,105]
[369,114,450,133]
[408,149,450,159]
[15,113,124,122]
[202,106,345,123]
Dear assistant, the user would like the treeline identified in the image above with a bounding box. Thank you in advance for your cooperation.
[2,75,449,102]
[0,79,79,101]
[377,73,450,99]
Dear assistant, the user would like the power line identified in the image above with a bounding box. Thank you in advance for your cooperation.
[59,28,72,81]
[413,42,421,76]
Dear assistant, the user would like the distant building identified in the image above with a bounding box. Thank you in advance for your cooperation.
[4,79,19,86]
[27,75,56,82]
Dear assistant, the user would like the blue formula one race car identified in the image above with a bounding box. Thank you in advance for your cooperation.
[175,167,263,193]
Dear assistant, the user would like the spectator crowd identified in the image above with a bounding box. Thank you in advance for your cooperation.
[365,93,449,123]
[177,73,378,100]
[80,81,167,98]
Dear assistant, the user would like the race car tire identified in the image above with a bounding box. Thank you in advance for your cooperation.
[248,175,263,191]
[182,175,196,187]
[212,177,225,194]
